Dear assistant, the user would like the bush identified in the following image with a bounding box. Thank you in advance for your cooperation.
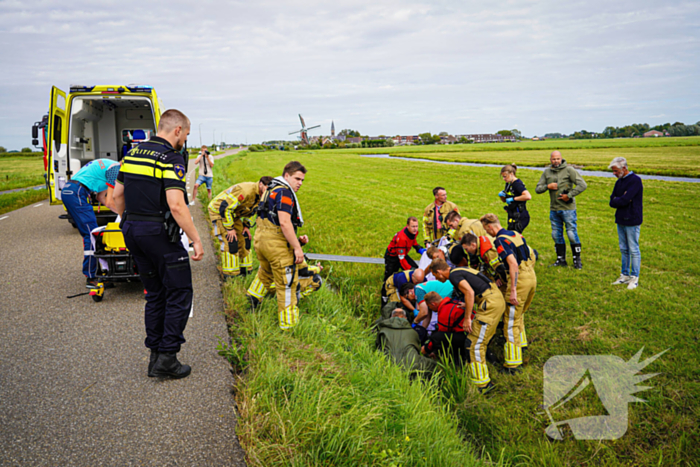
[21,147,33,153]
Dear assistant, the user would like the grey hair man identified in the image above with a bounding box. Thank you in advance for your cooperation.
[608,157,643,290]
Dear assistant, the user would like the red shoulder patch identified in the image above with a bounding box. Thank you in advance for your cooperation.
[281,196,293,206]
[238,194,245,201]
[497,245,505,254]
[479,236,493,256]
[270,191,278,200]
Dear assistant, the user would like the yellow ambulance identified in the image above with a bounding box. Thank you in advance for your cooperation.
[33,84,162,225]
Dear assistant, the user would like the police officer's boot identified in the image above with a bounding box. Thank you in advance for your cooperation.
[549,244,567,267]
[148,349,159,377]
[572,243,582,270]
[151,352,191,379]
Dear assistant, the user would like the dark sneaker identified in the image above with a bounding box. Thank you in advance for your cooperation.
[549,258,567,267]
[573,258,583,270]
[151,352,191,379]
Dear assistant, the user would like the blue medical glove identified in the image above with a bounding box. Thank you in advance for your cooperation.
[498,191,507,198]
[506,197,515,205]
[418,248,427,255]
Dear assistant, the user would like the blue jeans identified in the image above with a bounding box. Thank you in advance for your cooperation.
[550,209,580,245]
[61,181,98,278]
[195,175,213,189]
[617,224,641,277]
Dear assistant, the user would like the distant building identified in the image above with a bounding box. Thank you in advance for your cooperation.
[643,130,664,137]
[456,134,517,143]
[393,135,419,145]
[331,121,336,138]
[346,137,362,144]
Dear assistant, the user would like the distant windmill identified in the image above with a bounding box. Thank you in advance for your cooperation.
[289,114,321,145]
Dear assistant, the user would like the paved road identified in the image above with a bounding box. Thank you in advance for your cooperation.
[0,151,246,466]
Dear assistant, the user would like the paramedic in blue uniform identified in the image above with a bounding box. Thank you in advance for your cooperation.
[112,109,204,380]
[61,158,121,286]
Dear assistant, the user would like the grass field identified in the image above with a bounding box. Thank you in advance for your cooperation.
[209,146,699,466]
[327,136,700,177]
[0,155,48,214]
[0,155,45,192]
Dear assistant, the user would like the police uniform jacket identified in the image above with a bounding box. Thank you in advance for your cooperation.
[116,136,187,215]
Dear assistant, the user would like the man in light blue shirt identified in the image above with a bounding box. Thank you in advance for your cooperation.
[61,159,120,286]
[412,279,455,341]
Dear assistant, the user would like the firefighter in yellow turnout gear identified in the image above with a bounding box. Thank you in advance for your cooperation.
[423,186,459,245]
[246,162,309,330]
[431,259,505,393]
[480,214,537,372]
[209,177,272,279]
[445,211,493,243]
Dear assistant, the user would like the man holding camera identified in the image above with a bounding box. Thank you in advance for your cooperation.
[191,145,214,203]
[112,109,204,380]
[536,150,587,269]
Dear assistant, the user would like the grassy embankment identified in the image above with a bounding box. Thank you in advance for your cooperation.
[331,136,700,177]
[0,154,48,215]
[209,145,699,466]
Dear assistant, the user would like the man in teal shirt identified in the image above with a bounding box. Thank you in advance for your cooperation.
[62,159,120,285]
[412,279,455,341]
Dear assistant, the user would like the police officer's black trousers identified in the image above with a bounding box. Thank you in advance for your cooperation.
[123,221,193,353]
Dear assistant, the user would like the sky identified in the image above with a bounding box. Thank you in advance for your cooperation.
[1,0,699,149]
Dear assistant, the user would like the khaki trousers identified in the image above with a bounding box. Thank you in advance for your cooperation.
[211,217,253,277]
[503,265,536,367]
[467,284,506,387]
[247,220,299,330]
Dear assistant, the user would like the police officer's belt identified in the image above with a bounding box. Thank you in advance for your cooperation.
[126,213,166,222]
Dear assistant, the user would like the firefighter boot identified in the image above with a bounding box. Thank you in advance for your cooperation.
[549,243,567,267]
[572,243,582,270]
[151,352,191,379]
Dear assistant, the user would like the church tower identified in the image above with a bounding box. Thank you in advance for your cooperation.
[331,120,335,138]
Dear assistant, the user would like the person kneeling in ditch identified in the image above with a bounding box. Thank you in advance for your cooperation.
[246,161,308,330]
[376,308,436,379]
[430,258,505,394]
[209,176,273,280]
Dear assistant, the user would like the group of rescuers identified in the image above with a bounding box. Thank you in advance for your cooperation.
[63,107,587,386]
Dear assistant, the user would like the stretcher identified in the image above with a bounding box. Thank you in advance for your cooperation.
[89,222,140,302]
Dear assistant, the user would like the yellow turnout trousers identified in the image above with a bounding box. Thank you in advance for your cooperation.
[503,264,536,368]
[247,219,299,330]
[467,283,506,388]
[211,217,253,277]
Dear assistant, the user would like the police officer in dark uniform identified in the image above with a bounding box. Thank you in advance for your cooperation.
[112,109,204,379]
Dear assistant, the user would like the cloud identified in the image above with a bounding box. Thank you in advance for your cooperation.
[0,0,699,148]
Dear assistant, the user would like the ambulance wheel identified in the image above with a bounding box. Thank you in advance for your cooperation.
[91,294,103,303]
